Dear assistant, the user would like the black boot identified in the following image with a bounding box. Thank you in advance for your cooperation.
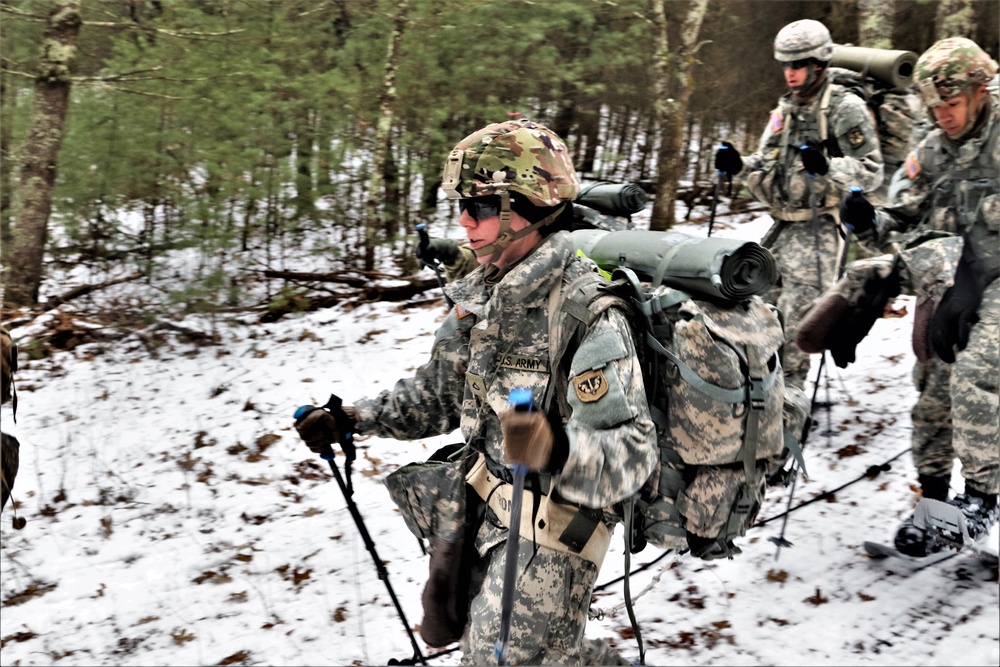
[949,484,999,544]
[893,475,950,557]
[918,473,950,502]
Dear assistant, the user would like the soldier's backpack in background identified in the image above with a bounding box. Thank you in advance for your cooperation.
[826,46,926,174]
[561,230,809,560]
[1,326,16,414]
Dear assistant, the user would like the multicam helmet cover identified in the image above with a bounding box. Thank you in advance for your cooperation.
[441,119,580,207]
[773,19,834,63]
[914,37,999,107]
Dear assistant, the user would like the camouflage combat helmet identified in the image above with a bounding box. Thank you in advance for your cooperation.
[773,19,834,63]
[441,118,580,206]
[442,119,579,262]
[914,37,999,107]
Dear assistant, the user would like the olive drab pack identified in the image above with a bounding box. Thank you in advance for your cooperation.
[559,231,809,561]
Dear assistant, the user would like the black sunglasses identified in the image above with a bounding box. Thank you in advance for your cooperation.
[458,196,502,221]
[781,59,812,70]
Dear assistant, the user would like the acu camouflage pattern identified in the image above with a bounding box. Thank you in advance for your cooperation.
[445,119,581,207]
[914,37,999,106]
[353,230,655,664]
[741,74,883,388]
[870,73,999,495]
[383,443,473,544]
[772,19,834,63]
[633,289,788,543]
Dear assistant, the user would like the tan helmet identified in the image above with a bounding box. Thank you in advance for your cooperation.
[773,19,834,63]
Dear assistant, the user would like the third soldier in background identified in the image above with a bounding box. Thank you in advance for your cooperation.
[839,37,1000,557]
[714,19,884,392]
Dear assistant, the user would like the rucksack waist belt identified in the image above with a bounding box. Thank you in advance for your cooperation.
[466,454,611,569]
[770,206,836,222]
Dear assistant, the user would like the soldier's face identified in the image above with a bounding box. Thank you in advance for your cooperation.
[782,60,810,89]
[932,87,985,137]
[459,204,540,268]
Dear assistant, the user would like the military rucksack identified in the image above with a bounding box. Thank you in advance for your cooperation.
[826,66,925,171]
[556,230,809,560]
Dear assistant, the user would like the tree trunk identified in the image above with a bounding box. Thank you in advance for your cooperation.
[649,0,708,232]
[936,0,977,40]
[363,0,409,272]
[4,1,82,309]
[0,57,14,272]
[858,0,895,49]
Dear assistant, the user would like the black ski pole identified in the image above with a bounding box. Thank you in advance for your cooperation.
[495,388,532,666]
[416,223,455,309]
[294,397,427,666]
[706,169,722,238]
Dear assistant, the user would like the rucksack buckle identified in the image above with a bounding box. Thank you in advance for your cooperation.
[748,377,766,411]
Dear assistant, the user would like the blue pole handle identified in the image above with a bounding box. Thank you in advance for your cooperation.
[508,387,533,411]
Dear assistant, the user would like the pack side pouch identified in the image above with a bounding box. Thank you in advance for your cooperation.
[383,442,472,544]
[665,298,784,465]
[676,465,764,539]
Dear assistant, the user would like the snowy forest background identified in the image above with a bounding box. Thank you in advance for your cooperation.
[1,1,999,666]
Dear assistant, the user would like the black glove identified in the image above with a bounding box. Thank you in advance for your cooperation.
[839,187,875,234]
[417,237,460,268]
[799,143,829,176]
[714,141,743,176]
[294,407,340,454]
[826,263,902,368]
[931,234,986,364]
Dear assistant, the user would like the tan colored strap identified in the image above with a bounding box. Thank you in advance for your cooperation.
[770,206,837,222]
[466,455,611,569]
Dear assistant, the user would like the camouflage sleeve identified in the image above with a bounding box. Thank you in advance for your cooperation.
[556,307,657,509]
[874,136,936,241]
[443,244,478,283]
[826,92,883,193]
[352,308,472,440]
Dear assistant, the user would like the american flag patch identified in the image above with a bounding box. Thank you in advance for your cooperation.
[455,305,472,319]
[770,112,783,133]
[905,153,921,179]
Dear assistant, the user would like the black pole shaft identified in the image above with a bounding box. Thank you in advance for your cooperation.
[323,455,427,666]
[706,170,722,238]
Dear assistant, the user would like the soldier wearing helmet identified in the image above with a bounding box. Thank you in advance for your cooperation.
[713,19,885,392]
[838,37,1000,558]
[294,119,656,664]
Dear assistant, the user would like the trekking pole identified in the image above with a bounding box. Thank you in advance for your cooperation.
[768,352,825,557]
[293,396,427,666]
[706,169,722,238]
[770,166,831,559]
[495,388,532,666]
[416,223,455,309]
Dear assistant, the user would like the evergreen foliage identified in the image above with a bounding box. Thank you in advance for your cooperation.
[1,0,997,315]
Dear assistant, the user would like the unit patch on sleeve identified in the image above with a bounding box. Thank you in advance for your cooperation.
[846,126,866,149]
[573,369,608,403]
[905,152,922,179]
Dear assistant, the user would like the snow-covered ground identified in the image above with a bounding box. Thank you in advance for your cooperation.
[2,208,997,667]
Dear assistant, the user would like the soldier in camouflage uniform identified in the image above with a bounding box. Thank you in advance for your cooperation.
[295,119,657,665]
[714,19,884,391]
[838,37,1000,556]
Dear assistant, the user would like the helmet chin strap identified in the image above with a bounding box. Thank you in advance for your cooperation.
[472,194,567,265]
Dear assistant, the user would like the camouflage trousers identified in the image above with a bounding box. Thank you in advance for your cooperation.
[460,536,627,666]
[910,357,954,479]
[763,216,842,391]
[949,278,1000,496]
